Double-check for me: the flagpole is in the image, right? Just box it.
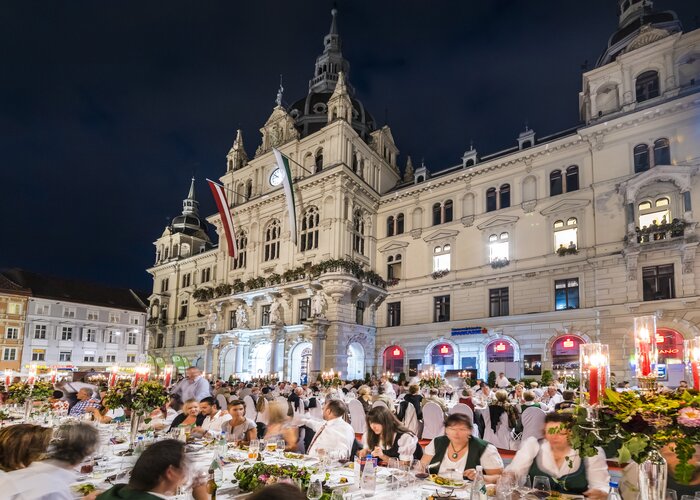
[205,178,252,203]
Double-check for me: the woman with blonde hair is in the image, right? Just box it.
[0,424,52,472]
[357,385,372,413]
[168,399,204,431]
[263,401,298,451]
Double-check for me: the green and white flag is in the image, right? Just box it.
[272,148,298,246]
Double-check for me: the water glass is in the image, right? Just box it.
[532,476,551,497]
[307,479,323,500]
[666,490,678,500]
[516,474,531,493]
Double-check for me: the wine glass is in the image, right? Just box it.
[276,438,286,457]
[516,474,532,494]
[532,476,551,498]
[307,479,323,500]
[496,474,516,497]
[665,490,678,500]
[248,439,259,460]
[410,459,428,481]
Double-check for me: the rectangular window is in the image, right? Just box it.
[63,307,76,318]
[105,354,116,363]
[3,348,17,361]
[489,287,509,317]
[229,310,237,330]
[37,304,50,315]
[156,333,164,349]
[127,330,137,345]
[178,330,186,347]
[161,278,169,292]
[554,227,578,252]
[356,301,365,325]
[408,359,421,377]
[6,327,19,340]
[555,278,580,310]
[83,355,95,363]
[105,330,118,343]
[387,302,401,327]
[31,350,45,361]
[87,310,99,321]
[197,328,205,346]
[34,325,47,339]
[434,295,450,322]
[179,299,188,320]
[387,259,402,279]
[59,351,72,362]
[201,268,211,283]
[126,354,136,363]
[182,273,191,287]
[109,312,120,323]
[130,316,140,325]
[61,327,73,341]
[8,303,21,315]
[84,328,97,342]
[261,305,271,326]
[298,299,311,322]
[643,264,675,301]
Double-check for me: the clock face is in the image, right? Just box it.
[269,168,283,186]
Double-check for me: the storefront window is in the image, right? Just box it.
[431,344,454,371]
[383,345,404,373]
[656,328,684,366]
[551,335,584,370]
[486,340,515,362]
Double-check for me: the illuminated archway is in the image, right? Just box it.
[550,335,585,370]
[656,328,684,365]
[486,339,515,362]
[431,343,454,372]
[383,345,404,373]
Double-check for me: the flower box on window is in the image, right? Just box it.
[490,257,510,269]
[556,245,579,256]
[431,270,449,279]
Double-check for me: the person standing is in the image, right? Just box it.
[170,367,211,404]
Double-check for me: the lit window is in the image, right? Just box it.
[554,218,578,252]
[638,197,671,228]
[489,233,509,262]
[388,254,402,279]
[433,245,451,272]
[555,278,580,310]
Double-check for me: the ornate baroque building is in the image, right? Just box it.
[147,2,700,385]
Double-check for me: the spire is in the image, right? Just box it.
[182,177,199,216]
[309,8,351,94]
[227,129,248,171]
[403,156,414,183]
[327,71,353,123]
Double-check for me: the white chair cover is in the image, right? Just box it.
[421,402,444,440]
[520,406,546,442]
[372,400,389,409]
[479,407,516,450]
[448,403,479,438]
[348,398,367,434]
[309,405,323,420]
[402,400,422,437]
[243,395,256,420]
[255,398,269,425]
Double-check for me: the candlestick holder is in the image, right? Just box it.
[634,315,658,395]
[683,336,700,391]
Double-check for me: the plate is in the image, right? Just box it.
[426,474,465,488]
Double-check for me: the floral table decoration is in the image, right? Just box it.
[233,462,331,498]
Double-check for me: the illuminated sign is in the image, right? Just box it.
[562,338,574,349]
[440,345,450,354]
[392,348,402,357]
[494,342,506,352]
[658,348,679,355]
[656,334,665,344]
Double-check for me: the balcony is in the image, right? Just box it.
[635,219,687,244]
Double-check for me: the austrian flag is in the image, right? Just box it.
[207,179,238,257]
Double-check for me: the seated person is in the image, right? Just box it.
[397,384,423,421]
[221,399,257,444]
[542,386,563,408]
[263,401,298,452]
[420,413,503,483]
[421,388,448,414]
[193,397,231,436]
[505,412,609,499]
[358,406,422,461]
[458,388,475,410]
[357,386,373,414]
[489,390,520,434]
[68,388,101,417]
[300,400,355,458]
[373,385,395,409]
[508,384,525,406]
[554,390,577,411]
[168,399,204,431]
[520,390,546,413]
[0,424,53,472]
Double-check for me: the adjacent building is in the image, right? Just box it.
[0,269,148,372]
[146,2,700,385]
[0,274,31,371]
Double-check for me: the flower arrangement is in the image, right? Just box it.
[569,388,700,484]
[7,381,53,404]
[233,462,315,492]
[490,257,509,269]
[419,370,443,389]
[103,380,133,410]
[431,269,449,279]
[130,380,168,415]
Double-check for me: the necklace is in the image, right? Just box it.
[449,442,468,460]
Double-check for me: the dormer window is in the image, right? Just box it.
[489,233,509,262]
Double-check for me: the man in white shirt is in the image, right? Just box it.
[541,386,563,409]
[171,366,211,404]
[495,373,510,389]
[474,383,496,407]
[194,397,232,435]
[380,376,396,398]
[303,399,355,458]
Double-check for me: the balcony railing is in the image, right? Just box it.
[635,219,687,244]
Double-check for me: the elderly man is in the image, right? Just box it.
[68,388,101,417]
[171,366,211,404]
[542,386,563,409]
[495,372,510,389]
[302,400,355,458]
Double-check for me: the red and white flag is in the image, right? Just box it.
[207,179,238,257]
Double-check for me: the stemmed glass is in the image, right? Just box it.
[516,474,532,494]
[410,459,428,481]
[532,476,551,498]
[276,438,286,458]
[496,474,516,498]
[248,440,259,460]
[307,479,323,500]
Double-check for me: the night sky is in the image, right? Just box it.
[3,1,698,292]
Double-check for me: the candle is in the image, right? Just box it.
[4,370,11,388]
[163,365,173,387]
[108,366,119,388]
[580,343,609,407]
[685,338,700,391]
[634,316,657,378]
[50,370,57,385]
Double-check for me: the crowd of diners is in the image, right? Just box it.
[9,366,696,499]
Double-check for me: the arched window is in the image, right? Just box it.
[264,220,280,261]
[383,345,404,373]
[300,206,319,251]
[553,218,578,252]
[431,344,454,371]
[352,209,365,255]
[315,149,324,173]
[635,70,660,102]
[396,213,404,235]
[386,216,395,237]
[566,166,579,192]
[233,230,247,270]
[634,144,650,173]
[489,233,509,262]
[172,244,179,257]
[653,138,670,166]
[551,335,585,370]
[432,203,441,226]
[416,175,424,183]
[638,197,671,229]
[465,159,474,167]
[487,340,514,362]
[444,200,453,222]
[499,184,510,209]
[486,188,497,212]
[433,244,451,272]
[550,170,563,196]
[387,254,402,279]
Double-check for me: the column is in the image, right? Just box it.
[310,318,330,379]
[235,339,245,375]
[269,326,284,375]
[203,337,214,376]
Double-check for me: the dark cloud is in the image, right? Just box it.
[2,0,698,290]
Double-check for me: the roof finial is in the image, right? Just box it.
[187,176,196,201]
[330,6,338,35]
[275,74,284,107]
[469,139,474,151]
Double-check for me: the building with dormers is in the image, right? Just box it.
[146,2,700,385]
